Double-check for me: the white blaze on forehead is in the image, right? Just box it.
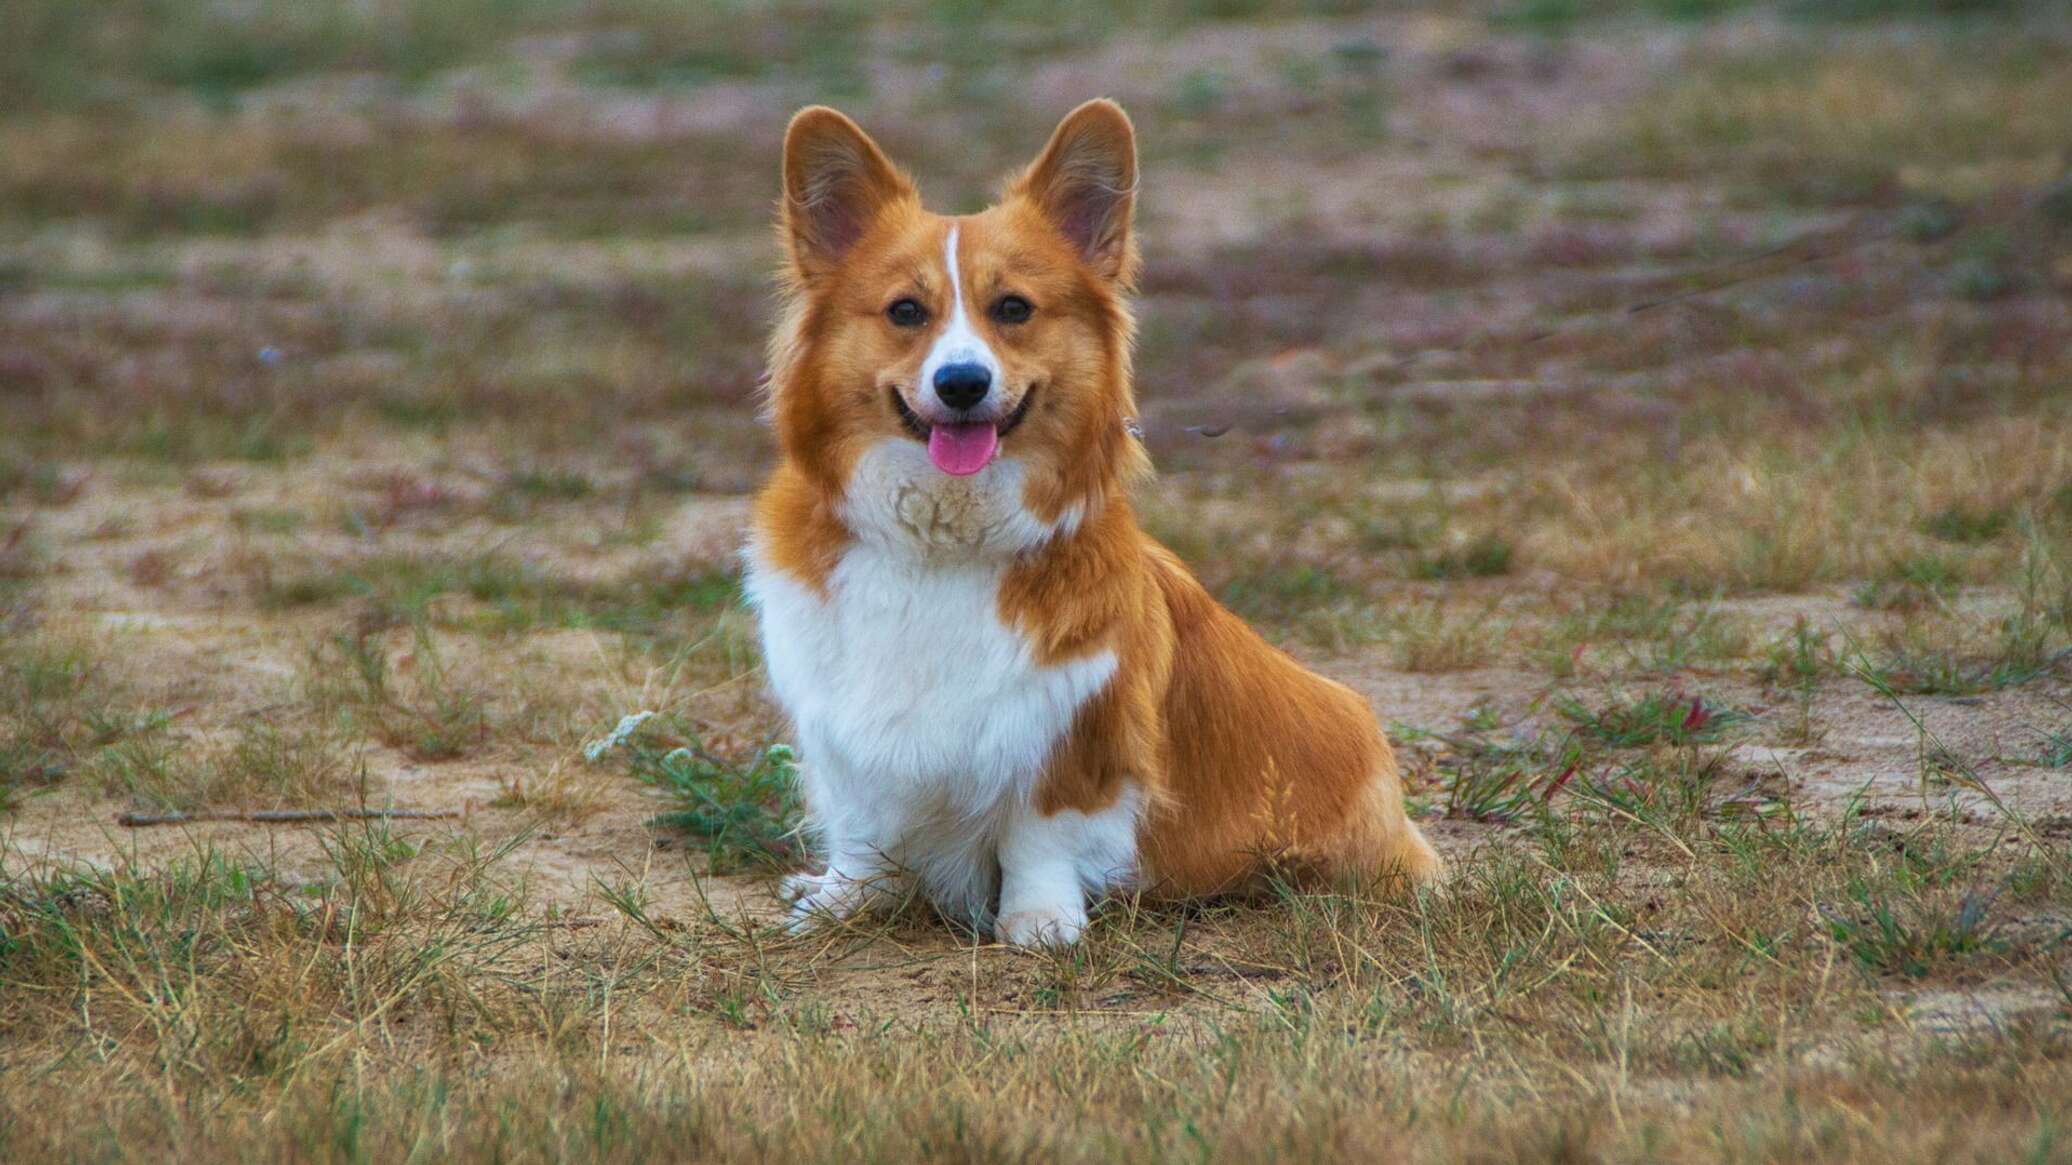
[919,224,1002,402]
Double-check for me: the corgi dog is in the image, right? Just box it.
[745,99,1441,948]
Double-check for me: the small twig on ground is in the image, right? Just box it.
[115,807,461,828]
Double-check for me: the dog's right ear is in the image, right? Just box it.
[781,107,915,279]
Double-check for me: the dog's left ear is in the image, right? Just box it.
[1015,99,1138,284]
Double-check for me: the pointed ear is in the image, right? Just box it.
[781,106,915,277]
[1014,99,1138,282]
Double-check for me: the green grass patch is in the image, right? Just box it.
[1556,690,1746,749]
[598,715,801,872]
[0,457,83,506]
[1853,553,1965,611]
[1923,505,2013,545]
[1535,596,1752,675]
[1758,618,1842,689]
[1217,563,1363,624]
[1852,633,2057,696]
[2037,724,2072,768]
[1821,882,2002,979]
[503,467,596,502]
[1411,535,1515,581]
[2,0,564,109]
[127,414,312,464]
[569,1,870,95]
[310,625,486,763]
[1788,0,2015,20]
[1398,706,1589,826]
[90,716,361,813]
[230,507,307,535]
[1,635,155,811]
[1495,0,1755,32]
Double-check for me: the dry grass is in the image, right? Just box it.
[1,802,2067,1161]
[0,628,138,812]
[491,755,616,824]
[89,715,368,814]
[4,0,2071,1159]
[1589,36,2072,204]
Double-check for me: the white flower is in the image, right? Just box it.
[582,710,656,762]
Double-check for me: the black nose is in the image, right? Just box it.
[932,362,991,411]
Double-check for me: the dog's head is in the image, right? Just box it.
[767,100,1145,535]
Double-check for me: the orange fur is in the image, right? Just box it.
[756,101,1440,911]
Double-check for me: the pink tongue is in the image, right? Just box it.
[926,422,999,476]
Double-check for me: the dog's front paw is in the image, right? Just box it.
[783,871,873,933]
[780,870,830,904]
[994,906,1085,949]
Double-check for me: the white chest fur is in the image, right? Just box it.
[744,441,1114,829]
[745,441,1137,937]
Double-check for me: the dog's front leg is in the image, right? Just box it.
[993,786,1142,948]
[783,761,903,932]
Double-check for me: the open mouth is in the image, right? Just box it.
[890,386,1036,477]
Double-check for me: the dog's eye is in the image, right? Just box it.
[886,298,927,328]
[991,295,1033,325]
